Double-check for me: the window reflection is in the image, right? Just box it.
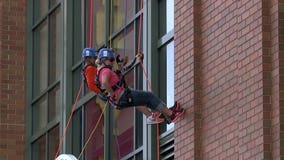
[34,21,48,95]
[32,96,48,133]
[112,25,135,158]
[72,109,83,157]
[89,0,106,46]
[85,98,105,160]
[158,0,174,37]
[49,85,60,122]
[112,0,135,33]
[48,125,59,159]
[50,7,63,84]
[32,136,46,160]
[34,0,48,22]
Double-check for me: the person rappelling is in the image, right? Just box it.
[94,48,185,124]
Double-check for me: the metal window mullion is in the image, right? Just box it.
[46,133,49,160]
[30,119,59,142]
[82,105,86,159]
[31,80,60,104]
[32,3,61,31]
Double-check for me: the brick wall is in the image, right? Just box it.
[175,0,283,159]
[0,0,26,160]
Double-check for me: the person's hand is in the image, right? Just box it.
[136,50,144,61]
[101,90,109,97]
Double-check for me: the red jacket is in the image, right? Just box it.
[84,65,100,93]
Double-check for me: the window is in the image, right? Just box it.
[158,0,175,132]
[28,1,62,159]
[72,0,144,159]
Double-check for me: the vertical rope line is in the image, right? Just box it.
[89,0,93,47]
[77,102,108,160]
[137,0,160,159]
[54,0,94,159]
[54,81,84,160]
[109,0,113,48]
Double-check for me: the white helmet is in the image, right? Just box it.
[56,154,78,160]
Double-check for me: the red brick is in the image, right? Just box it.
[0,1,26,160]
[175,0,284,159]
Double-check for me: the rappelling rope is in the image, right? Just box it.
[136,0,160,160]
[53,0,98,159]
[54,81,84,160]
[76,0,115,159]
[77,101,108,160]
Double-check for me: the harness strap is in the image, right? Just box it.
[96,67,126,93]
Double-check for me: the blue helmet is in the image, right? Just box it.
[98,48,115,60]
[82,48,97,60]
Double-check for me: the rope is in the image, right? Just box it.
[77,101,108,160]
[89,0,93,47]
[137,0,160,159]
[54,0,95,159]
[109,0,113,48]
[54,80,84,160]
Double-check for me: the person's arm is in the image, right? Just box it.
[85,66,100,93]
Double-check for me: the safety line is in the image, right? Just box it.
[54,0,95,159]
[54,80,84,160]
[89,0,93,47]
[109,0,113,48]
[77,101,108,160]
[137,0,160,159]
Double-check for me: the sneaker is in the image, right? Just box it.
[169,102,181,113]
[170,108,185,123]
[146,113,165,125]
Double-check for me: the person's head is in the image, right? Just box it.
[98,48,115,66]
[82,48,97,64]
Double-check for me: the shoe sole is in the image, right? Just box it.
[172,108,185,123]
[147,118,165,125]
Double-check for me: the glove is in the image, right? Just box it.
[136,51,144,61]
[106,92,118,101]
[101,90,109,97]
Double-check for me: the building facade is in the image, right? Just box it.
[1,0,284,160]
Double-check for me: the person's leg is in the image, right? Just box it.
[135,106,151,117]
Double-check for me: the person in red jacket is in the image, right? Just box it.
[82,48,101,94]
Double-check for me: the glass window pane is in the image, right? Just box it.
[73,0,82,64]
[34,0,48,22]
[113,0,125,33]
[32,136,46,160]
[166,41,174,130]
[166,0,174,32]
[50,0,60,7]
[158,0,174,37]
[135,110,143,148]
[48,125,59,160]
[91,0,106,46]
[32,96,48,133]
[34,21,48,95]
[49,85,60,121]
[72,109,83,156]
[112,26,135,158]
[114,108,134,158]
[112,24,135,57]
[125,0,135,23]
[85,98,104,160]
[159,41,175,131]
[50,7,63,83]
[73,68,83,101]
